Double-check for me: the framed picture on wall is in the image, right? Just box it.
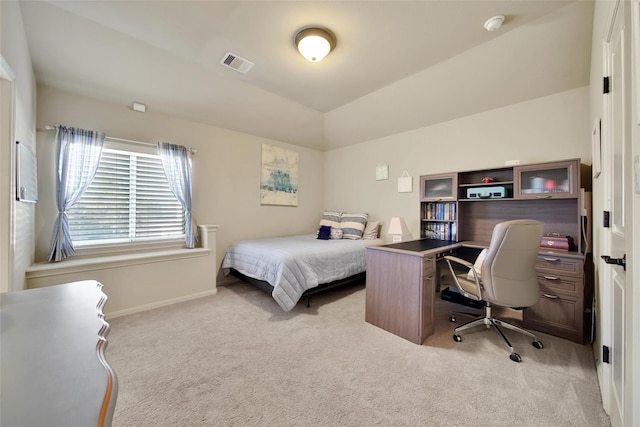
[16,141,38,203]
[260,144,299,206]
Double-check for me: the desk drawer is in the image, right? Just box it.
[536,254,583,277]
[524,292,583,343]
[538,273,582,298]
[422,256,436,277]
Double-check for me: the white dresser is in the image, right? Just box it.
[1,280,117,426]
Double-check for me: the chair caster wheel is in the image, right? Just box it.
[453,334,462,342]
[509,352,522,363]
[532,340,544,349]
[450,315,456,323]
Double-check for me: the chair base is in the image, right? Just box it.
[452,304,544,362]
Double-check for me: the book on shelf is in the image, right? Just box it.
[423,202,457,221]
[423,221,457,240]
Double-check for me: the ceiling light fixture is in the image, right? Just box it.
[484,15,505,32]
[294,27,336,62]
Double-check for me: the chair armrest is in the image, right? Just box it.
[444,255,483,301]
[444,255,474,269]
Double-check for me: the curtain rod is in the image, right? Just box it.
[39,125,197,154]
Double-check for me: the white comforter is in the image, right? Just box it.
[221,234,382,311]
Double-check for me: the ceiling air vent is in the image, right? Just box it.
[220,52,254,74]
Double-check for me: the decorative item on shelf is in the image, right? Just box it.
[388,217,410,243]
[481,177,495,183]
[466,186,506,199]
[531,177,544,190]
[540,234,575,251]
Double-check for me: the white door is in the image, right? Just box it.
[601,1,629,425]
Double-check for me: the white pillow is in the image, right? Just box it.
[362,220,380,239]
[330,228,343,239]
[467,249,488,281]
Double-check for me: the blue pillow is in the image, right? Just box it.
[317,225,331,240]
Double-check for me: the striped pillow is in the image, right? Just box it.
[319,211,342,229]
[340,213,369,239]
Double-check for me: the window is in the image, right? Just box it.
[67,140,185,246]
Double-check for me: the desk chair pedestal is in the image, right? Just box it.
[452,303,544,363]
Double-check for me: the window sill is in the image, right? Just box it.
[26,248,211,279]
[73,239,186,257]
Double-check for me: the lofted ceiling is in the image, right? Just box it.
[19,1,594,151]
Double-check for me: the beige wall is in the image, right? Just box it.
[324,87,591,242]
[35,85,326,269]
[0,1,37,292]
[324,1,593,150]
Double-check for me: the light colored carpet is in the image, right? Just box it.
[107,281,610,427]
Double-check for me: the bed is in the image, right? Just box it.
[221,233,383,311]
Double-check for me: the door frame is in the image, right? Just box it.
[630,1,640,425]
[0,54,16,293]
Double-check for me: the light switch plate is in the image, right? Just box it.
[376,165,389,181]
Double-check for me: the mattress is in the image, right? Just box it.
[221,234,382,310]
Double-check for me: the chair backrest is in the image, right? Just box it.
[480,219,544,308]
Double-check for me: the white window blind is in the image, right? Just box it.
[68,144,185,245]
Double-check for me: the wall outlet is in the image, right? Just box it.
[505,160,520,166]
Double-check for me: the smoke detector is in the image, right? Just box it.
[220,52,254,74]
[484,15,505,32]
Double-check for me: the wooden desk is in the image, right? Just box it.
[365,239,466,344]
[0,280,117,427]
[366,239,589,345]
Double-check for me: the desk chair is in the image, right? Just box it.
[444,219,544,362]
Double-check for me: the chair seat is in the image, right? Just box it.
[450,271,483,300]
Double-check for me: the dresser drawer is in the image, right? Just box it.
[538,273,582,297]
[536,253,584,277]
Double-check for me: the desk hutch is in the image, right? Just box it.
[366,158,592,344]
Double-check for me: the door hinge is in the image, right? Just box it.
[603,76,610,94]
[603,345,610,364]
[603,211,610,228]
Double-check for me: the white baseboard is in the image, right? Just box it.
[106,288,218,319]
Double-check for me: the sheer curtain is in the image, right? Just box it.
[48,126,105,262]
[157,142,197,248]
